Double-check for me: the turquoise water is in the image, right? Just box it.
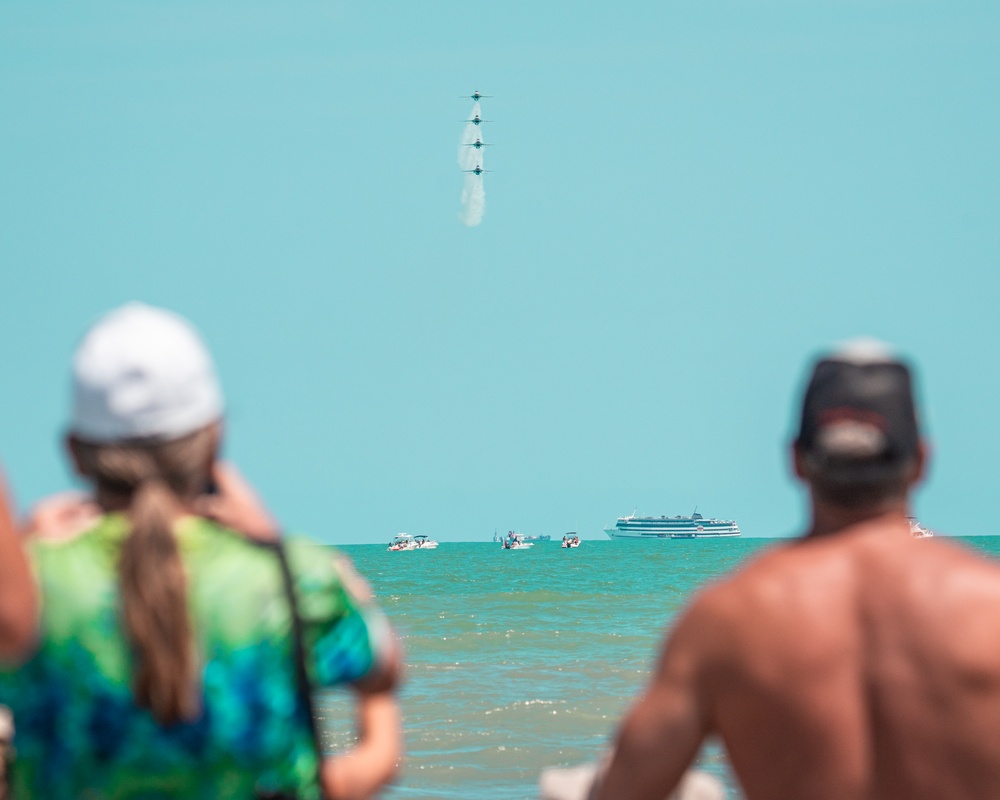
[319,537,1000,799]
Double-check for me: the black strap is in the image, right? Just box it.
[271,540,328,800]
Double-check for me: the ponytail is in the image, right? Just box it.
[119,475,199,724]
[72,428,215,725]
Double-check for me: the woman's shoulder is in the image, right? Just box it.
[29,514,129,580]
[178,521,356,604]
[282,537,368,620]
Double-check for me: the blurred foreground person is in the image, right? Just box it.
[590,340,1000,800]
[0,468,36,662]
[0,304,401,800]
[0,466,37,799]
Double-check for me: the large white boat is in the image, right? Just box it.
[605,511,741,540]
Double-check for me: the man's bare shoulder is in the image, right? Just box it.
[682,532,1000,644]
[684,538,850,625]
[665,541,836,672]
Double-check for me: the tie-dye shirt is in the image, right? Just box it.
[0,515,390,799]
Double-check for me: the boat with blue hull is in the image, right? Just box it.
[605,511,740,540]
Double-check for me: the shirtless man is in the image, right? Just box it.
[593,340,1000,800]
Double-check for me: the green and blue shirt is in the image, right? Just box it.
[0,515,390,799]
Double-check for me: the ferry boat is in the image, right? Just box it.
[604,511,741,540]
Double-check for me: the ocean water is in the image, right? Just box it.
[318,537,1000,800]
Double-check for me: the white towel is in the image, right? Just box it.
[539,763,725,800]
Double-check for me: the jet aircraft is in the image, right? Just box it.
[465,90,493,101]
[464,114,491,126]
[463,165,492,176]
[463,139,491,150]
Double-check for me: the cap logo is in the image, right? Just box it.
[815,408,889,459]
[818,407,887,430]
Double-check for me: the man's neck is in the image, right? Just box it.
[806,494,911,539]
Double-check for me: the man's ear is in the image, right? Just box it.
[65,434,87,478]
[791,443,809,482]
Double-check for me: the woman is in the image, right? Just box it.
[0,304,401,799]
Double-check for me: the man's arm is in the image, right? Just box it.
[593,604,715,800]
[0,467,37,661]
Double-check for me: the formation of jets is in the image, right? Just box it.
[461,91,493,178]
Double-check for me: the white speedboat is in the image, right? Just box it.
[388,533,439,551]
[561,533,581,548]
[412,534,439,549]
[909,518,934,538]
[501,532,533,550]
[388,533,418,551]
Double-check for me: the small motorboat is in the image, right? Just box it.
[501,531,533,550]
[908,518,934,538]
[561,533,581,548]
[389,533,439,551]
[388,533,418,551]
[412,534,439,549]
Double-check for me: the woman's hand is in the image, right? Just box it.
[191,462,280,542]
[23,493,101,542]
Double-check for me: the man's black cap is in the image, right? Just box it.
[797,339,920,481]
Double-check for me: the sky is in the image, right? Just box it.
[1,1,999,543]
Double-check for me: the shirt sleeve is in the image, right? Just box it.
[283,538,394,688]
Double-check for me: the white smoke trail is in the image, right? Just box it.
[458,101,486,227]
[459,173,485,227]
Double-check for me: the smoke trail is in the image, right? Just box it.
[459,173,485,227]
[458,101,485,227]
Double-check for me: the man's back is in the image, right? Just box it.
[694,516,1000,800]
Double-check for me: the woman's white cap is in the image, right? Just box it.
[71,303,224,442]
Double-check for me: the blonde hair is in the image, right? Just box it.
[71,426,216,724]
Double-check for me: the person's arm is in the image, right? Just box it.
[321,689,403,800]
[0,467,37,661]
[321,627,404,800]
[592,604,715,800]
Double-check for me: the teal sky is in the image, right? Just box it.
[2,1,998,543]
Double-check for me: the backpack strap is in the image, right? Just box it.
[270,540,328,800]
